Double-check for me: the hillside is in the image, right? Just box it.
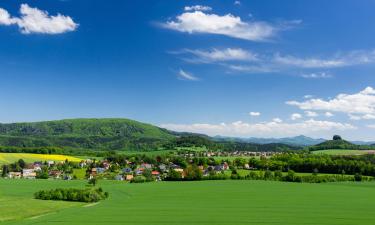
[0,118,175,151]
[309,136,375,151]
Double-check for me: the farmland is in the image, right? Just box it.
[0,153,82,165]
[1,179,375,225]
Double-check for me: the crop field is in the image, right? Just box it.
[312,149,374,155]
[0,153,83,165]
[1,179,375,225]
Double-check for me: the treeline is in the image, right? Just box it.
[164,136,299,152]
[34,188,109,202]
[250,154,375,176]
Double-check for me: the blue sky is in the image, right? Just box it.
[1,0,375,140]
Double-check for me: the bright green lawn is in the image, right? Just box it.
[1,179,375,225]
[312,149,372,155]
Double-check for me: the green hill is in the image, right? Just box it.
[0,118,175,151]
[309,135,375,151]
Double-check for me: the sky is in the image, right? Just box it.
[1,0,375,140]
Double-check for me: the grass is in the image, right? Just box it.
[312,149,373,155]
[1,179,375,225]
[0,153,83,165]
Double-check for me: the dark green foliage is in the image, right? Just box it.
[130,176,147,183]
[0,118,175,151]
[34,188,109,203]
[333,135,342,141]
[1,165,9,177]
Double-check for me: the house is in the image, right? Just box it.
[115,175,124,181]
[79,160,87,168]
[159,164,167,172]
[151,171,160,176]
[122,168,132,173]
[135,168,144,175]
[102,161,111,170]
[90,168,97,176]
[244,164,250,169]
[47,161,54,167]
[49,170,62,178]
[22,169,36,179]
[96,167,105,174]
[8,172,22,179]
[140,163,152,169]
[125,174,134,181]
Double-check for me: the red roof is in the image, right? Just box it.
[151,171,160,175]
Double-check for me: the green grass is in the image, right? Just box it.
[312,149,373,155]
[0,153,83,165]
[1,179,375,225]
[72,169,86,179]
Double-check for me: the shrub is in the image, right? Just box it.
[34,188,108,203]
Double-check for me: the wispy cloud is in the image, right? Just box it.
[290,113,302,120]
[172,48,258,63]
[301,72,332,79]
[177,69,199,81]
[184,5,212,12]
[161,9,298,41]
[0,4,78,34]
[249,112,261,116]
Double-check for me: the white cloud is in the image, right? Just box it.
[290,113,302,120]
[176,48,258,63]
[272,118,283,123]
[184,5,212,11]
[274,50,375,69]
[301,72,332,79]
[287,87,375,116]
[160,119,356,138]
[234,1,241,5]
[162,10,281,41]
[249,112,260,116]
[325,112,334,117]
[0,4,78,34]
[177,69,199,81]
[366,124,375,129]
[304,95,314,99]
[305,111,318,117]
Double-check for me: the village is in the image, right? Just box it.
[1,151,282,181]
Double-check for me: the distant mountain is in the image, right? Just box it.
[309,136,375,151]
[213,135,325,146]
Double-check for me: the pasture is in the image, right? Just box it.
[1,179,375,225]
[0,153,83,165]
[312,149,373,155]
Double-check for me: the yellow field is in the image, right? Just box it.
[0,153,83,164]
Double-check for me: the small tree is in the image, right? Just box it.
[88,177,98,186]
[2,165,9,177]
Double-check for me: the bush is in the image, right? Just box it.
[131,176,147,183]
[34,188,108,203]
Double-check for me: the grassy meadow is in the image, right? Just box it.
[1,179,375,225]
[0,153,83,165]
[312,149,374,155]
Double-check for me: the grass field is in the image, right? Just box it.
[312,149,373,155]
[1,179,375,225]
[0,153,83,165]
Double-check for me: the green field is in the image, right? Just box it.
[1,179,375,225]
[0,153,83,165]
[312,149,373,155]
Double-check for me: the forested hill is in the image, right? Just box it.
[0,118,300,152]
[0,118,175,150]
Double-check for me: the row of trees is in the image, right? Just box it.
[34,187,108,202]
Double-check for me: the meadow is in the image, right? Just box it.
[0,153,83,165]
[312,149,373,155]
[1,179,375,225]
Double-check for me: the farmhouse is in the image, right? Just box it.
[8,172,22,179]
[126,174,134,181]
[22,169,36,179]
